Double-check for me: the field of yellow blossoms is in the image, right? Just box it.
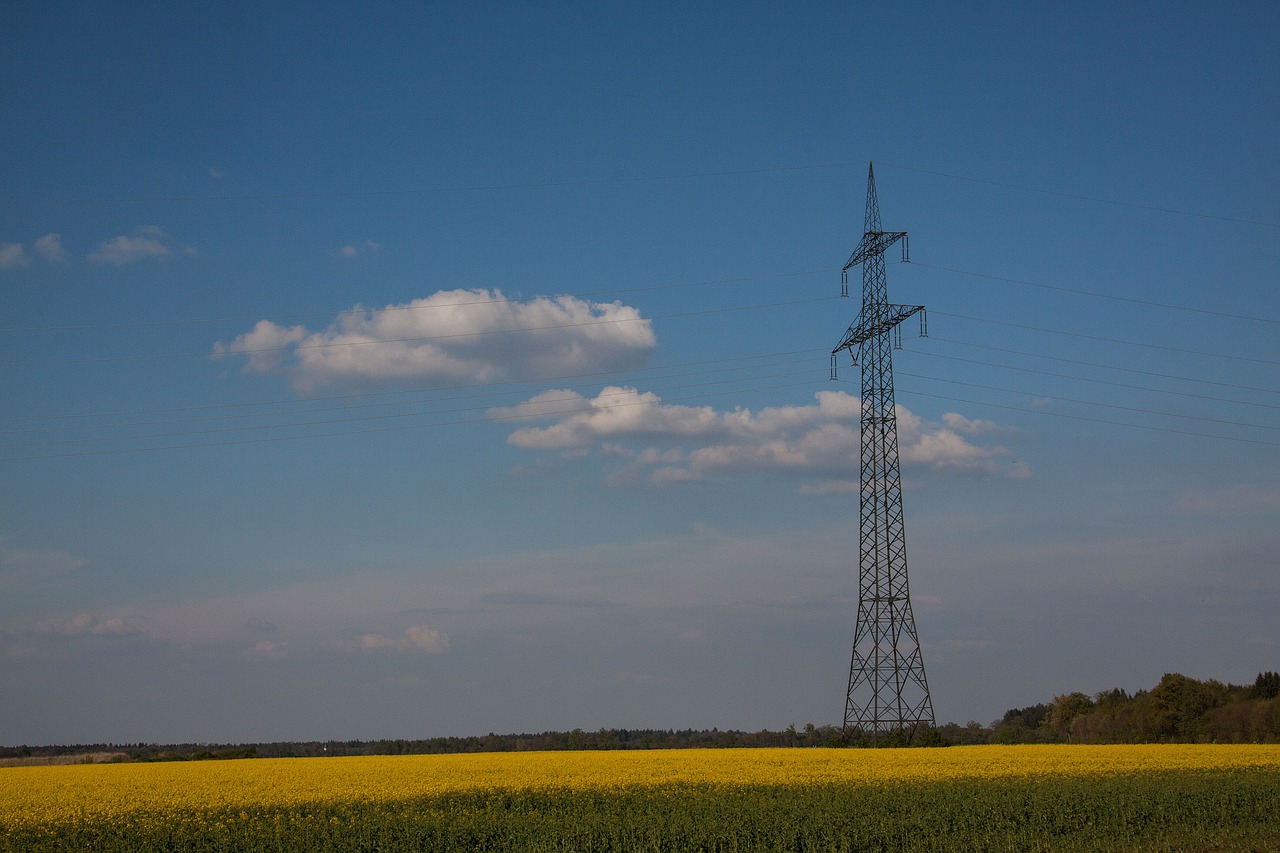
[4,744,1279,851]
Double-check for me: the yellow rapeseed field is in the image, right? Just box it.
[3,744,1278,832]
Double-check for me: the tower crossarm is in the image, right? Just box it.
[831,304,925,355]
[843,230,908,271]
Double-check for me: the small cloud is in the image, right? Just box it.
[244,639,289,660]
[337,239,382,259]
[212,319,307,372]
[38,612,141,638]
[405,624,449,654]
[88,226,192,265]
[0,242,30,269]
[358,625,449,655]
[34,233,68,263]
[209,167,226,179]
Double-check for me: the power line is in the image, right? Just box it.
[881,383,1280,449]
[912,349,1280,411]
[0,268,835,335]
[1,366,817,449]
[877,162,1280,229]
[0,349,824,426]
[0,161,856,206]
[1,376,822,462]
[8,158,1271,230]
[913,261,1280,326]
[933,311,1280,366]
[0,355,822,438]
[0,295,837,368]
[928,336,1280,397]
[896,371,1280,435]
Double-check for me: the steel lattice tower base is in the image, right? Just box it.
[831,163,935,744]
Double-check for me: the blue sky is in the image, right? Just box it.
[2,1,1277,744]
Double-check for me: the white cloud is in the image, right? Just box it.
[33,233,68,263]
[88,226,192,264]
[503,388,1022,484]
[0,242,30,269]
[338,239,381,258]
[359,625,449,655]
[942,412,998,435]
[209,167,226,179]
[213,320,307,373]
[214,290,656,393]
[405,624,449,653]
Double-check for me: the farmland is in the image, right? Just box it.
[3,745,1279,851]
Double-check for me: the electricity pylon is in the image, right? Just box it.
[831,162,934,744]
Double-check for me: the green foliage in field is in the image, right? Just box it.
[5,770,1278,852]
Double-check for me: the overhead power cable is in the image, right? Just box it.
[0,348,825,425]
[933,311,1280,366]
[0,268,836,335]
[928,336,1280,397]
[0,295,838,368]
[877,162,1280,229]
[0,366,823,449]
[0,355,822,437]
[1,377,822,462]
[914,261,1280,326]
[912,350,1280,410]
[875,383,1280,449]
[896,371,1280,435]
[0,161,855,206]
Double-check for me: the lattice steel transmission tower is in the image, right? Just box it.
[830,162,934,744]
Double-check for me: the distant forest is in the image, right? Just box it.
[3,671,1276,764]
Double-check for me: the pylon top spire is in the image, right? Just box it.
[832,163,920,361]
[864,161,882,234]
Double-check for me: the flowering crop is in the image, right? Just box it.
[3,745,1279,851]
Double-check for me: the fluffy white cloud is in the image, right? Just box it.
[33,233,68,263]
[0,242,30,269]
[942,412,998,435]
[88,226,193,264]
[502,388,1022,484]
[214,290,656,393]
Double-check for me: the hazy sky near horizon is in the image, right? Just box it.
[2,1,1278,745]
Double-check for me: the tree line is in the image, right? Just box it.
[3,671,1275,762]
[958,670,1280,746]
